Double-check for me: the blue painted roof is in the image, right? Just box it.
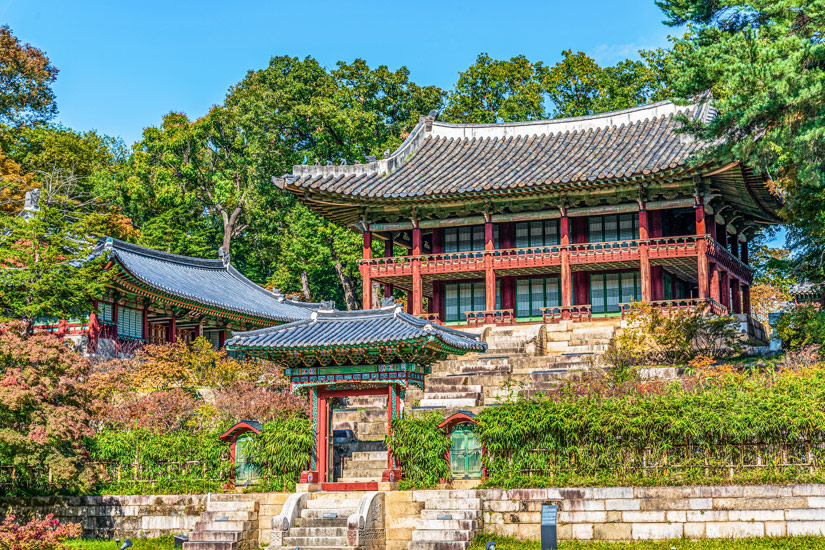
[226,304,487,352]
[99,238,316,323]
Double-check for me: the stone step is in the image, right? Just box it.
[422,391,481,400]
[425,384,483,393]
[206,500,258,512]
[335,476,382,483]
[300,509,357,520]
[313,491,370,500]
[272,547,363,550]
[420,510,481,520]
[412,529,474,542]
[189,531,243,543]
[182,542,237,550]
[288,526,347,538]
[295,517,352,528]
[341,458,386,470]
[408,541,471,550]
[339,468,386,478]
[419,398,479,407]
[413,519,479,531]
[423,498,482,510]
[193,520,256,532]
[305,498,361,509]
[350,451,388,461]
[283,535,348,547]
[200,511,256,522]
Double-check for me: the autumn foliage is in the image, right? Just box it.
[0,514,80,550]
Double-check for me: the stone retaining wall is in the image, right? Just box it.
[478,485,825,541]
[0,492,289,545]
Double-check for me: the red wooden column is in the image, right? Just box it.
[728,230,739,259]
[695,199,710,299]
[720,269,731,310]
[484,219,496,321]
[731,277,742,314]
[411,224,423,315]
[560,210,572,312]
[362,230,373,310]
[142,304,149,343]
[383,239,394,298]
[167,313,177,344]
[709,263,720,304]
[742,285,751,315]
[740,240,749,264]
[218,330,226,349]
[639,204,651,302]
[317,392,329,483]
[88,300,100,352]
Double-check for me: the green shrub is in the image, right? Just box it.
[385,411,450,490]
[468,533,825,550]
[244,413,313,493]
[775,305,825,352]
[477,365,825,488]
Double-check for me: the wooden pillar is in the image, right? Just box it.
[484,221,496,318]
[742,285,751,315]
[709,262,720,304]
[432,281,444,320]
[362,230,373,310]
[167,313,177,344]
[386,385,394,474]
[728,229,738,259]
[651,266,665,302]
[560,211,572,310]
[411,225,423,315]
[218,330,226,349]
[639,205,651,302]
[88,300,100,353]
[317,392,329,483]
[142,304,149,342]
[720,270,730,309]
[696,200,709,299]
[731,278,742,314]
[740,240,749,264]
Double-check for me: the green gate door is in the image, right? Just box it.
[450,423,483,479]
[234,434,260,486]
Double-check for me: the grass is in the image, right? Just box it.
[63,535,175,550]
[468,534,825,550]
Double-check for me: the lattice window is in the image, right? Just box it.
[117,306,143,339]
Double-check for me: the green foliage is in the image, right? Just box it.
[469,533,825,550]
[64,535,174,550]
[385,412,450,490]
[0,170,112,326]
[604,303,740,367]
[655,0,825,279]
[0,325,96,496]
[245,414,313,492]
[476,365,825,488]
[775,305,825,352]
[0,25,58,128]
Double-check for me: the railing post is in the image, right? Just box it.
[362,229,373,310]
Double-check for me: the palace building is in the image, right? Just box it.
[277,100,781,329]
[38,237,317,356]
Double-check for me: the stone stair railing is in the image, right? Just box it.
[347,491,385,549]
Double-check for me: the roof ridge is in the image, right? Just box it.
[107,238,227,269]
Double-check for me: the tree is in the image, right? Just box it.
[0,169,111,329]
[543,50,607,118]
[0,322,96,494]
[656,0,824,277]
[443,53,547,123]
[0,25,58,128]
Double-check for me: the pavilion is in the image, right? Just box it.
[226,301,486,487]
[276,99,782,327]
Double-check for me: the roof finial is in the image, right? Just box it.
[218,247,231,268]
[380,297,397,308]
[23,189,40,212]
[319,300,336,312]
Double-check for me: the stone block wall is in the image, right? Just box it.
[384,490,424,550]
[0,492,289,545]
[479,485,825,541]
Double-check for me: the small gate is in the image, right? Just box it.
[450,422,483,479]
[233,433,260,486]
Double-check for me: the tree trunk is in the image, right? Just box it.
[300,271,313,302]
[220,205,244,256]
[372,282,381,308]
[330,248,358,310]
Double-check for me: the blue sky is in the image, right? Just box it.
[2,0,676,146]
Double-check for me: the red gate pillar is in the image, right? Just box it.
[560,211,572,316]
[411,225,423,315]
[383,384,402,482]
[484,220,496,322]
[362,230,373,310]
[695,199,709,299]
[639,205,651,302]
[384,239,394,298]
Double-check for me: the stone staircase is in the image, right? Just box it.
[275,492,360,550]
[338,442,388,483]
[409,490,482,550]
[183,495,258,550]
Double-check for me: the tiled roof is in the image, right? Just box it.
[98,238,316,323]
[283,100,716,201]
[226,304,487,353]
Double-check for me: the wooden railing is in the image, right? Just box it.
[358,235,752,282]
[619,298,730,318]
[465,309,515,327]
[540,305,592,323]
[415,312,442,324]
